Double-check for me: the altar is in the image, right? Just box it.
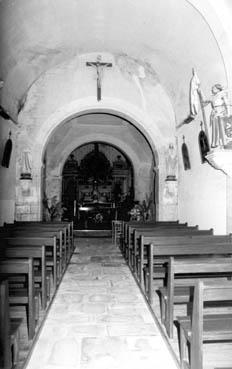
[78,202,116,229]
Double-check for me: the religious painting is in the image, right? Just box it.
[181,141,191,170]
[198,129,210,163]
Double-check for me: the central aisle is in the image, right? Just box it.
[25,238,179,369]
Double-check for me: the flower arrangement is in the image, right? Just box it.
[129,194,153,222]
[129,204,142,221]
[42,194,66,221]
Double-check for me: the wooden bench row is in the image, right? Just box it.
[178,279,232,369]
[0,277,22,369]
[119,220,232,369]
[0,221,74,369]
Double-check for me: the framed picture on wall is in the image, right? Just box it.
[181,136,191,170]
[198,127,210,163]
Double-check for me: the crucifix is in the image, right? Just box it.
[86,55,112,101]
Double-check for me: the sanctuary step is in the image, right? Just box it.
[74,229,111,237]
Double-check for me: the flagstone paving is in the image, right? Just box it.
[25,238,179,369]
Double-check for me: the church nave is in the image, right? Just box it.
[1,1,232,368]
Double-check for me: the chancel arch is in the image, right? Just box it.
[42,112,159,228]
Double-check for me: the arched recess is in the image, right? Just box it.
[43,112,157,226]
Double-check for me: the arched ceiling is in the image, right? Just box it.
[0,0,229,122]
[45,113,154,175]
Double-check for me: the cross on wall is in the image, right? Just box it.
[86,55,112,101]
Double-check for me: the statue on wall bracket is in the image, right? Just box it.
[202,83,232,149]
[20,150,32,180]
[20,150,32,197]
[181,68,232,150]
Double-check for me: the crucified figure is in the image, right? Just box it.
[86,55,112,101]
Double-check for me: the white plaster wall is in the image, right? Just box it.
[177,120,227,234]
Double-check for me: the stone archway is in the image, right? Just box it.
[42,111,157,227]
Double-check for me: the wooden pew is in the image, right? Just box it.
[5,236,59,287]
[0,277,11,369]
[10,223,72,262]
[159,256,232,338]
[122,221,177,255]
[0,258,36,340]
[122,221,185,258]
[128,224,195,266]
[146,238,232,306]
[134,229,214,282]
[12,221,74,259]
[0,222,73,367]
[14,221,74,255]
[131,226,213,271]
[7,230,65,276]
[123,220,180,243]
[177,280,232,369]
[5,245,48,310]
[0,278,22,369]
[138,234,227,286]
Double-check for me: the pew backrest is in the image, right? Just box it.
[165,256,232,337]
[189,280,232,369]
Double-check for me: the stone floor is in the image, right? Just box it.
[24,237,179,369]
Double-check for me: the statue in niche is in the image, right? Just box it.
[203,84,229,148]
[20,150,32,180]
[165,143,177,180]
